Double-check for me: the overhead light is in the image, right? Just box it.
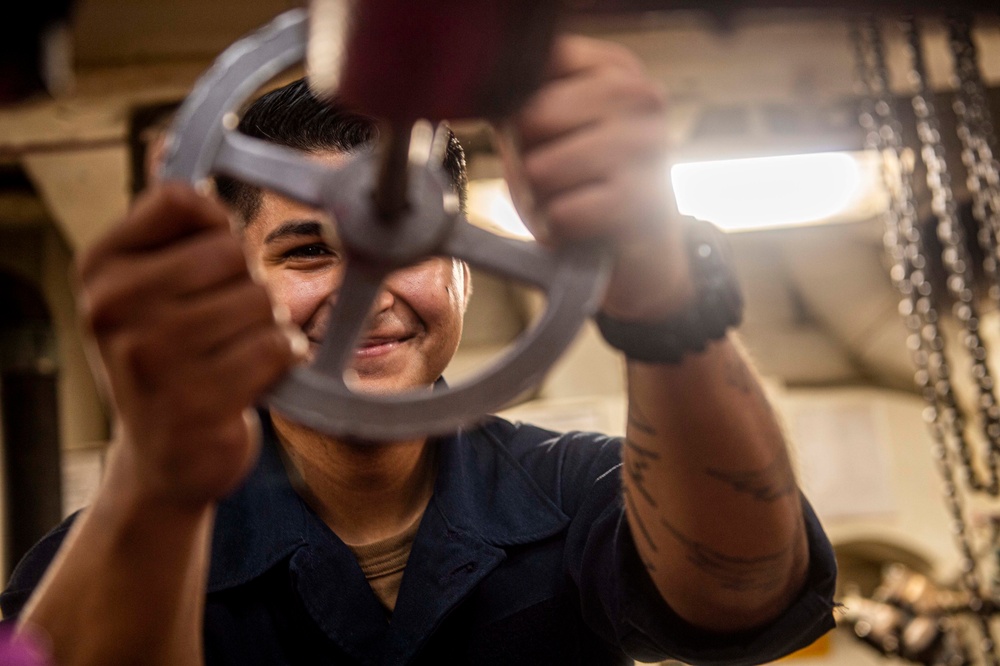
[466,178,533,239]
[670,151,888,232]
[468,151,886,239]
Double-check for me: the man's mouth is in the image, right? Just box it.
[305,332,415,358]
[354,335,411,358]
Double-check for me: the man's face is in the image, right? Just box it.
[241,151,470,396]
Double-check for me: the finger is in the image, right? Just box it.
[543,35,646,80]
[166,280,278,357]
[522,116,670,202]
[79,182,232,280]
[540,169,674,243]
[540,179,622,240]
[515,70,666,150]
[171,231,253,298]
[204,325,299,414]
[141,323,299,421]
[81,229,252,333]
[98,279,290,384]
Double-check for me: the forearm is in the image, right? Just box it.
[18,445,213,666]
[22,182,292,665]
[622,335,808,633]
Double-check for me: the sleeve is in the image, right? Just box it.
[554,432,838,665]
[1,515,78,620]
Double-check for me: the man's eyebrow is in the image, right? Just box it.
[263,220,325,244]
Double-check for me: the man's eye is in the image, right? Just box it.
[283,243,334,259]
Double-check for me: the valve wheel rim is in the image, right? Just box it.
[162,8,612,440]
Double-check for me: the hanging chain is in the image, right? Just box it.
[904,14,1000,659]
[854,15,1000,664]
[853,13,982,592]
[947,16,1000,597]
[949,15,1000,307]
[853,13,987,589]
[903,16,1000,498]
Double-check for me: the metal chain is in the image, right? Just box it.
[853,13,981,592]
[904,17,1000,498]
[948,16,1000,307]
[854,15,999,664]
[903,15,1000,660]
[947,17,1000,602]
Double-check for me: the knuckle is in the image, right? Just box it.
[79,301,105,335]
[608,73,662,111]
[256,331,296,378]
[232,327,290,372]
[73,251,97,284]
[74,236,123,286]
[118,332,157,380]
[79,283,122,334]
[521,152,552,186]
[206,225,242,254]
[545,199,576,231]
[603,41,645,74]
[151,182,227,228]
[221,237,249,271]
[260,329,294,365]
[232,282,274,323]
[155,182,198,212]
[186,234,248,288]
[215,333,290,402]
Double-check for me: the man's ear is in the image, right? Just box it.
[464,261,473,301]
[456,258,473,312]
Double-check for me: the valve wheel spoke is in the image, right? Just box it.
[442,217,556,288]
[214,131,350,209]
[311,260,390,378]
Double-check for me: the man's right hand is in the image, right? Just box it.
[76,182,300,511]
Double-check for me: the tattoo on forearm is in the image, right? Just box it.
[624,439,658,508]
[624,436,660,460]
[627,402,657,437]
[623,434,660,506]
[659,517,790,592]
[624,486,659,554]
[706,458,797,502]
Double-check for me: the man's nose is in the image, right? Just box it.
[369,282,396,316]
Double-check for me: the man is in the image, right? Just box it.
[1,35,836,665]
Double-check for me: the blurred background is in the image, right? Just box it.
[2,1,1000,664]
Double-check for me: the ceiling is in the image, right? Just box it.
[5,0,1000,395]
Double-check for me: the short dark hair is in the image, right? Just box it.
[215,78,467,223]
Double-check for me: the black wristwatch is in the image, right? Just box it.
[594,216,744,364]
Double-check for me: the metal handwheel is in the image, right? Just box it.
[162,9,612,440]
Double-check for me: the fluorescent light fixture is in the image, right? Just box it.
[671,151,888,232]
[466,178,533,239]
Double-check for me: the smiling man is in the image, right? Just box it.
[243,199,469,396]
[1,36,836,666]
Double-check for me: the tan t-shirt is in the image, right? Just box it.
[347,515,422,613]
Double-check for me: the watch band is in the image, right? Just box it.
[595,216,744,364]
